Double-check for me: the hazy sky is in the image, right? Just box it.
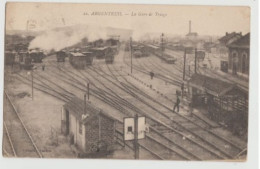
[6,3,250,36]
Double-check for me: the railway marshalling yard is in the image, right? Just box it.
[3,44,248,160]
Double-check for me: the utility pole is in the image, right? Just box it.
[195,48,197,74]
[134,114,139,159]
[189,65,191,77]
[161,33,164,58]
[31,70,34,100]
[84,94,86,114]
[183,48,186,80]
[87,83,90,100]
[130,37,133,74]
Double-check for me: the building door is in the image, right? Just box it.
[65,109,70,135]
[242,54,246,73]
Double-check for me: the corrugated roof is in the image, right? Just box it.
[188,74,236,96]
[69,52,85,57]
[228,33,250,49]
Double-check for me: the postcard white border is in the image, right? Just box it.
[0,0,258,169]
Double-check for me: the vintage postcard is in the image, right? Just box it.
[3,2,250,161]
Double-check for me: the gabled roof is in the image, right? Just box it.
[218,32,242,45]
[63,97,115,124]
[188,74,245,97]
[228,33,250,49]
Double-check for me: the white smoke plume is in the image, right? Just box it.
[29,24,108,52]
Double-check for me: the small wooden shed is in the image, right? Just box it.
[188,74,248,134]
[61,97,116,154]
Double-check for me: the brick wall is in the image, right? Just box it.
[85,116,99,152]
[100,115,115,145]
[84,114,115,152]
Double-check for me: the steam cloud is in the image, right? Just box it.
[29,25,108,52]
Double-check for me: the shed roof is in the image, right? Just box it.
[228,33,250,49]
[146,44,160,49]
[69,52,86,57]
[188,74,244,97]
[63,97,115,124]
[91,47,108,51]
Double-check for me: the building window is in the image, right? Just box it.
[79,122,82,135]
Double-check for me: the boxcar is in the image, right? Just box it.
[56,51,67,62]
[69,52,88,69]
[90,47,108,59]
[105,47,115,64]
[5,51,16,65]
[82,52,94,65]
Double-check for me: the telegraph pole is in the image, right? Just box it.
[161,33,164,57]
[134,114,139,159]
[130,37,133,74]
[189,65,191,76]
[31,70,34,100]
[84,94,86,114]
[183,48,186,80]
[195,48,197,74]
[87,83,90,100]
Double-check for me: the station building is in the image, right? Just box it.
[61,97,116,154]
[218,32,242,55]
[227,33,250,77]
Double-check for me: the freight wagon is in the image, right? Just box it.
[82,52,94,65]
[105,48,115,64]
[5,51,16,65]
[56,50,67,62]
[69,52,94,69]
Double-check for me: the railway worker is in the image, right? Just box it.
[150,71,154,80]
[42,64,45,71]
[173,95,180,113]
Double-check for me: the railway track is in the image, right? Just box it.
[3,91,43,158]
[103,47,246,159]
[20,61,187,160]
[10,53,246,160]
[123,51,182,86]
[86,63,236,160]
[99,63,245,160]
[58,64,191,160]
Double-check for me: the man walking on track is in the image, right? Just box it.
[173,95,180,112]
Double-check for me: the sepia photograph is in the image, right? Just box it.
[2,2,252,162]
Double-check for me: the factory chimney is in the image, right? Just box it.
[189,20,191,34]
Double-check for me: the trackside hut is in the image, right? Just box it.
[188,74,248,134]
[61,97,116,153]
